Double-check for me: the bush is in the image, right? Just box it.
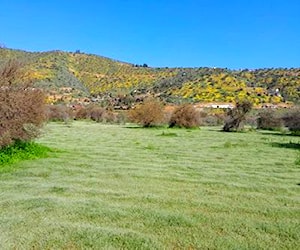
[0,60,46,148]
[74,106,91,120]
[282,108,300,135]
[46,104,73,122]
[169,104,200,128]
[128,98,164,127]
[223,100,252,132]
[100,110,122,123]
[90,106,106,122]
[257,110,283,130]
[74,105,124,123]
[199,110,225,126]
[113,111,128,124]
[245,112,258,128]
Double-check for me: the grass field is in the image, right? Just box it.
[0,121,299,249]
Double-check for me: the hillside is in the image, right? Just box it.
[0,48,299,107]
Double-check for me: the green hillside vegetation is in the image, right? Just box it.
[0,48,299,106]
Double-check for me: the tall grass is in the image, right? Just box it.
[0,121,299,249]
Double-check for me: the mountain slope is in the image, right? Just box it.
[0,48,299,106]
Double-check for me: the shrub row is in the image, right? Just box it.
[128,98,300,134]
[46,99,300,134]
[46,104,126,124]
[128,99,201,128]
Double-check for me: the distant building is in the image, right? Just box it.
[193,102,234,110]
[210,104,234,109]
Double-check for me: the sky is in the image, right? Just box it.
[0,0,300,69]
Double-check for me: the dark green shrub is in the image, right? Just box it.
[128,98,164,127]
[169,104,200,128]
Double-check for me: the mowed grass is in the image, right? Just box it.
[0,121,299,249]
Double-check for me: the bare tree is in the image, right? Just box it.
[0,60,46,147]
[223,100,252,132]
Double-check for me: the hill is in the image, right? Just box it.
[0,48,299,107]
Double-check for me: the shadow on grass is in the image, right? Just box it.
[124,126,143,129]
[157,131,178,137]
[124,125,167,129]
[271,142,300,150]
[260,131,299,137]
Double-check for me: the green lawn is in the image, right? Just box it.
[0,121,299,249]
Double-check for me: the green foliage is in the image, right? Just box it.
[0,140,50,168]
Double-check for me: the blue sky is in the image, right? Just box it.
[1,0,299,69]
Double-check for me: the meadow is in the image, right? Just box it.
[0,121,299,249]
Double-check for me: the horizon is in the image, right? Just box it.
[1,0,300,69]
[2,46,300,71]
